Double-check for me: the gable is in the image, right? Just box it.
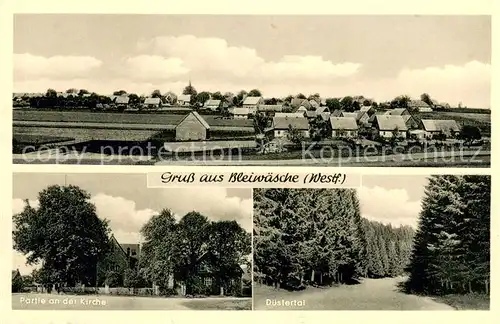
[177,112,210,130]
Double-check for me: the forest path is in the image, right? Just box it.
[254,277,455,310]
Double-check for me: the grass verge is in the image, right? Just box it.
[433,294,490,310]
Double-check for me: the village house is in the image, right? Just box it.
[408,99,433,112]
[229,107,250,119]
[115,96,130,109]
[305,110,317,119]
[175,111,210,141]
[204,99,222,111]
[402,114,420,129]
[373,115,408,138]
[163,92,177,106]
[359,105,375,115]
[143,97,161,109]
[271,116,310,138]
[309,99,320,110]
[384,108,410,116]
[356,110,371,125]
[257,104,283,116]
[383,108,418,129]
[421,119,461,138]
[243,96,264,114]
[340,112,358,119]
[12,269,21,281]
[329,117,359,138]
[275,112,305,118]
[177,94,192,106]
[107,235,141,270]
[331,109,343,117]
[290,98,312,112]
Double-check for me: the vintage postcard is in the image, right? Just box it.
[11,14,491,166]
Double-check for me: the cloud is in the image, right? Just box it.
[359,186,421,228]
[137,35,360,81]
[90,194,156,243]
[12,198,39,215]
[120,55,189,81]
[158,188,253,232]
[396,60,490,107]
[14,53,102,80]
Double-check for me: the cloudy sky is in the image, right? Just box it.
[12,173,252,275]
[359,174,428,228]
[14,15,491,108]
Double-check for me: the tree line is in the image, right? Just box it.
[405,175,490,295]
[253,188,414,290]
[12,185,251,296]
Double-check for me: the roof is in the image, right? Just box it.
[402,115,413,123]
[309,100,320,108]
[176,111,210,130]
[408,100,431,108]
[315,106,329,114]
[144,97,161,105]
[330,117,359,130]
[359,106,373,113]
[243,96,263,105]
[421,119,460,132]
[12,270,20,277]
[273,117,309,130]
[320,112,331,121]
[258,104,283,112]
[305,111,317,118]
[275,112,305,118]
[375,115,408,131]
[115,96,130,104]
[384,108,408,116]
[178,94,191,102]
[230,107,250,115]
[290,98,307,108]
[341,112,358,119]
[204,99,221,107]
[331,109,343,117]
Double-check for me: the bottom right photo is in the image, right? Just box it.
[252,175,490,310]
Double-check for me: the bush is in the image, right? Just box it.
[105,270,123,287]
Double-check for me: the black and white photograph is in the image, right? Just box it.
[12,15,491,166]
[11,173,252,310]
[253,175,490,310]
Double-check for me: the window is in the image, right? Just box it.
[204,277,212,287]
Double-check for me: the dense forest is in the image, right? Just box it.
[405,175,490,295]
[253,188,414,290]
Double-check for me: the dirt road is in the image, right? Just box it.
[12,293,251,310]
[254,277,455,310]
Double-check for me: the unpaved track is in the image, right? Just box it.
[254,277,455,310]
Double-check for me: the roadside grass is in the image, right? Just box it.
[433,294,490,310]
[181,298,252,310]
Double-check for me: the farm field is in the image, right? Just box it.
[12,293,251,310]
[415,111,491,135]
[13,110,254,128]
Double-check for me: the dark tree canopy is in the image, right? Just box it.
[405,175,490,295]
[13,185,111,287]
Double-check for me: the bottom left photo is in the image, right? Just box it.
[11,173,252,310]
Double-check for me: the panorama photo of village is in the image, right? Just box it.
[12,15,491,166]
[253,175,491,310]
[11,173,252,310]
